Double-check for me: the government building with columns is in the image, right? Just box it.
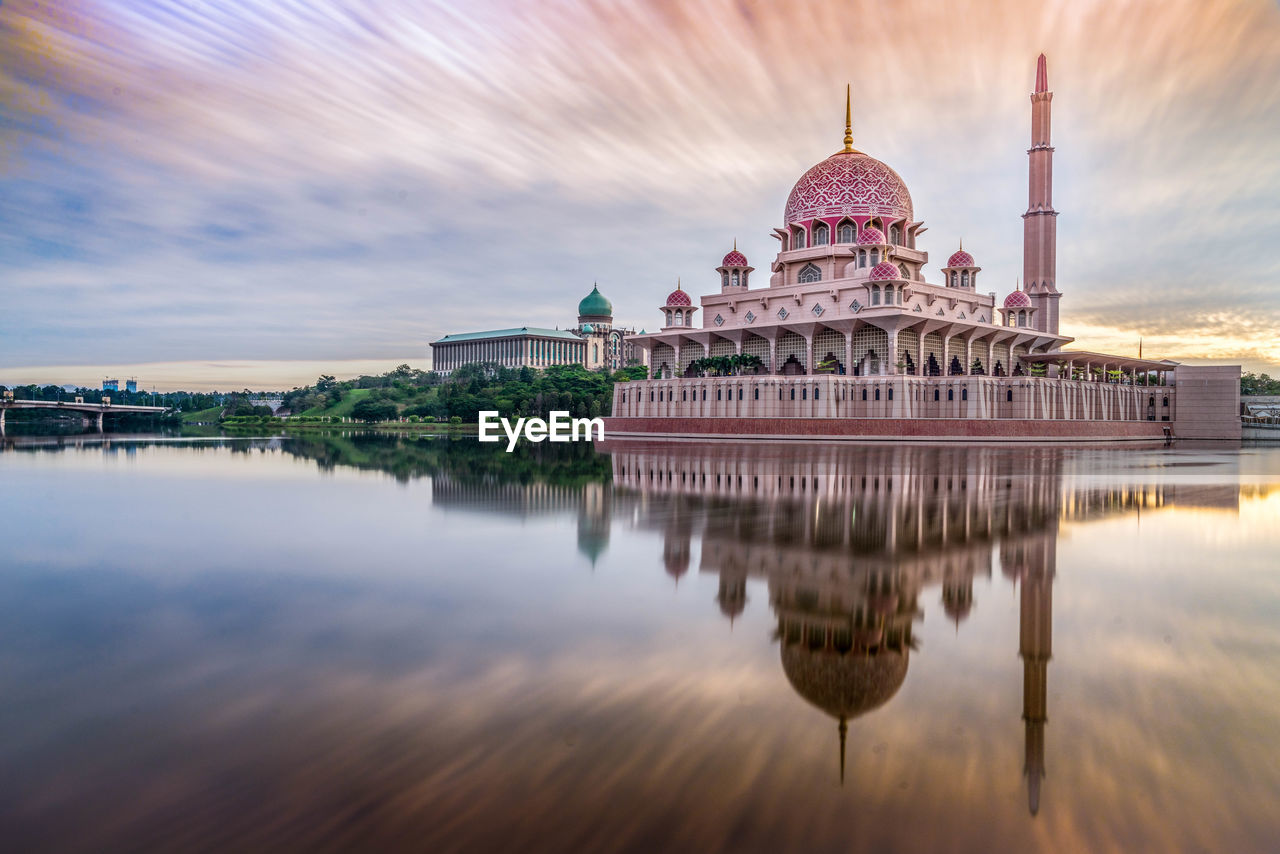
[430,284,640,375]
[609,56,1240,441]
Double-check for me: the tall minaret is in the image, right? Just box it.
[1023,53,1061,334]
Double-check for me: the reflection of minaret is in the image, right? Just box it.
[1005,534,1055,816]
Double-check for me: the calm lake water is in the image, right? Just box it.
[2,432,1278,853]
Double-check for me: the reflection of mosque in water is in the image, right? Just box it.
[428,442,1238,816]
[607,443,1239,816]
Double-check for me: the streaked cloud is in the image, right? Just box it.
[2,0,1278,388]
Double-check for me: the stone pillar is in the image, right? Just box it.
[770,339,778,374]
[804,334,813,375]
[964,338,973,375]
[886,328,899,375]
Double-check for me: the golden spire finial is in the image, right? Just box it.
[1016,276,1021,291]
[843,85,854,152]
[677,277,682,290]
[733,237,737,251]
[959,238,963,251]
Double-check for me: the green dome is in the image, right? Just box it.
[578,284,613,318]
[581,323,595,333]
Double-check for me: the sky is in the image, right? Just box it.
[1,0,1278,391]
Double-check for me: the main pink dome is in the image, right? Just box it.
[784,150,913,225]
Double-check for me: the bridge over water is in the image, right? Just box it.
[0,399,168,432]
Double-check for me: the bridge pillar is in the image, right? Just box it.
[95,411,104,432]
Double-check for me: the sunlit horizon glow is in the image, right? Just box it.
[3,0,1278,390]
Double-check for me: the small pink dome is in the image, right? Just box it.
[666,287,692,307]
[947,250,974,267]
[869,260,900,281]
[1004,290,1032,308]
[857,227,884,245]
[721,249,748,267]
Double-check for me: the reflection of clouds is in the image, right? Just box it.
[1,442,1279,849]
[3,1,1279,377]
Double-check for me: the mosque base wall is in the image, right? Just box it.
[606,375,1199,442]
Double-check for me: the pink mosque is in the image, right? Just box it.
[608,56,1240,441]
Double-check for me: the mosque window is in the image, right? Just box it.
[888,388,893,400]
[744,310,756,323]
[811,303,824,317]
[792,227,807,249]
[714,314,725,326]
[871,285,881,306]
[898,264,909,280]
[813,222,830,245]
[1017,310,1027,327]
[722,272,729,287]
[950,271,958,287]
[754,388,759,400]
[859,250,867,268]
[962,388,968,401]
[838,221,855,243]
[850,299,861,312]
[890,225,902,245]
[593,344,598,361]
[948,389,954,401]
[870,249,880,266]
[1007,389,1014,402]
[862,389,868,401]
[777,307,789,320]
[798,263,822,283]
[732,271,740,286]
[961,271,970,287]
[875,388,880,401]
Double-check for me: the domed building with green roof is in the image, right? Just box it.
[430,283,639,375]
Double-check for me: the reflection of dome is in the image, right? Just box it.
[947,249,974,267]
[1004,289,1032,308]
[665,287,692,307]
[857,227,884,245]
[781,645,908,720]
[784,150,913,225]
[578,284,613,318]
[664,549,689,580]
[577,525,609,566]
[869,261,900,281]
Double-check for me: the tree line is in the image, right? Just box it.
[281,362,647,423]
